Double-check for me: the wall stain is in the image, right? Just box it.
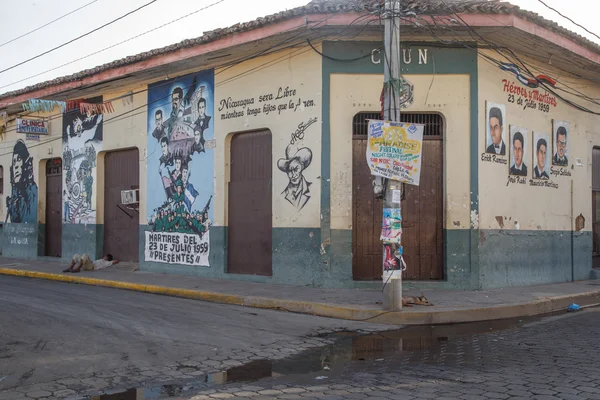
[576,214,585,231]
[495,216,504,229]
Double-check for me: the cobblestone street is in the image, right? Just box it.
[183,309,600,400]
[3,276,600,400]
[0,276,390,400]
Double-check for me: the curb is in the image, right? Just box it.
[2,268,600,325]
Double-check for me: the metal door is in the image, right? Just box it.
[45,159,62,257]
[228,130,273,276]
[352,113,444,280]
[104,149,140,262]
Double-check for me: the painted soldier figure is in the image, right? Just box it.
[6,140,38,223]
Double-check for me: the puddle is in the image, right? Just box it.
[87,311,568,399]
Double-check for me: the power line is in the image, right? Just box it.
[435,1,600,115]
[0,22,332,149]
[536,0,600,43]
[398,4,600,115]
[0,13,375,154]
[0,0,160,75]
[0,0,99,49]
[0,0,226,91]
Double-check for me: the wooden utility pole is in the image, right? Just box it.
[381,0,403,310]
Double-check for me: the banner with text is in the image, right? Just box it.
[145,231,210,266]
[367,120,424,185]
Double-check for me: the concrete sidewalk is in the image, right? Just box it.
[1,256,599,325]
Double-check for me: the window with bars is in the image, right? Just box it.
[352,112,444,138]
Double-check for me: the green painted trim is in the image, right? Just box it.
[321,40,479,286]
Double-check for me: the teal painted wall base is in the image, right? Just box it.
[1,223,103,262]
[478,229,593,289]
[1,223,594,290]
[3,223,38,258]
[334,228,477,291]
[138,225,332,287]
[62,223,102,260]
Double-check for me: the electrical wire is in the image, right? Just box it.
[0,12,336,124]
[0,0,160,75]
[458,9,600,87]
[434,0,600,116]
[0,12,378,153]
[0,0,99,49]
[0,0,226,91]
[536,0,600,43]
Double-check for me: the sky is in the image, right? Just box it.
[0,0,597,96]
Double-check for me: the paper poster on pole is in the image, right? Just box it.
[381,207,402,243]
[366,119,425,185]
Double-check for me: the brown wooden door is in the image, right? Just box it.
[352,113,444,281]
[352,139,384,280]
[45,159,62,257]
[228,131,272,276]
[104,149,140,262]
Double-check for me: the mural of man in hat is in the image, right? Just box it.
[278,143,312,211]
[6,140,38,223]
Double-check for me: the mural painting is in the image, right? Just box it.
[509,126,528,177]
[552,120,569,166]
[6,139,38,223]
[277,117,317,211]
[145,69,214,267]
[532,132,551,180]
[485,101,507,156]
[62,97,103,224]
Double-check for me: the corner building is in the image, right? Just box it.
[0,0,599,290]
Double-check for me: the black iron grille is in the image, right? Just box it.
[352,112,443,139]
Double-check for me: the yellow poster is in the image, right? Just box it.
[366,120,425,185]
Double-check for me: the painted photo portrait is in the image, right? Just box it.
[485,101,507,155]
[509,126,528,177]
[532,132,551,180]
[552,120,569,167]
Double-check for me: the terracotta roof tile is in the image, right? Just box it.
[0,0,597,101]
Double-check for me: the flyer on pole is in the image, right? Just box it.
[366,119,425,186]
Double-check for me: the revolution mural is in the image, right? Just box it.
[144,69,215,267]
[62,97,103,224]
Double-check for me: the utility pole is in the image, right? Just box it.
[381,0,403,310]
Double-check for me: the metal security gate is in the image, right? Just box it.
[45,158,62,257]
[104,149,140,262]
[352,112,444,281]
[228,130,273,276]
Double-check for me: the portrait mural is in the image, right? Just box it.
[509,126,528,177]
[277,117,317,211]
[6,139,38,224]
[532,132,551,180]
[552,120,569,167]
[144,69,214,267]
[485,101,507,156]
[62,96,103,224]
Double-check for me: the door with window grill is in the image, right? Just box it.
[352,112,444,280]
